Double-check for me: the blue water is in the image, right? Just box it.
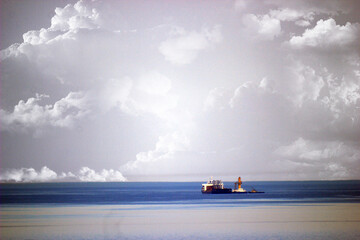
[1,181,360,205]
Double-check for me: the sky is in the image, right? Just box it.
[0,0,359,182]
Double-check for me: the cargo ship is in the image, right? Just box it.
[201,177,263,194]
[201,178,232,194]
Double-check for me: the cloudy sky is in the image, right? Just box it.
[1,0,359,182]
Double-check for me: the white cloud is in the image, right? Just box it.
[78,167,126,182]
[124,131,190,170]
[274,137,360,179]
[137,71,172,95]
[203,80,294,144]
[9,1,101,47]
[195,73,360,180]
[288,63,325,106]
[0,166,126,182]
[159,25,222,65]
[229,81,281,108]
[96,72,178,118]
[259,77,276,92]
[203,80,290,121]
[242,14,281,40]
[326,72,360,106]
[0,92,89,132]
[289,18,360,50]
[295,19,311,27]
[0,72,178,134]
[266,0,346,16]
[0,166,58,182]
[0,1,132,90]
[22,28,64,45]
[50,1,100,31]
[269,8,314,22]
[203,87,233,111]
[0,0,180,125]
[97,77,133,112]
[129,73,178,117]
[268,8,315,27]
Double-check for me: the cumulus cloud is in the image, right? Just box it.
[0,1,146,105]
[201,80,294,149]
[96,77,133,112]
[240,1,352,43]
[0,92,89,132]
[266,0,347,16]
[241,0,350,41]
[199,71,359,179]
[1,0,104,60]
[0,166,58,182]
[327,75,360,106]
[0,0,180,124]
[203,87,233,111]
[95,72,178,118]
[288,18,360,51]
[242,14,281,40]
[78,167,126,182]
[124,131,190,171]
[137,71,172,95]
[271,61,360,144]
[270,8,313,22]
[128,72,178,116]
[159,25,222,65]
[269,8,314,26]
[286,63,325,106]
[274,137,360,179]
[1,27,125,86]
[0,166,126,182]
[50,0,101,31]
[295,19,312,27]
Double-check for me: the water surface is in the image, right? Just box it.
[1,181,360,240]
[1,181,360,205]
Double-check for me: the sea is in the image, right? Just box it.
[1,180,360,205]
[1,181,360,240]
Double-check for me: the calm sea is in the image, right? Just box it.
[1,180,360,205]
[1,181,360,240]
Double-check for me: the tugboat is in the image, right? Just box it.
[201,177,232,194]
[248,187,264,194]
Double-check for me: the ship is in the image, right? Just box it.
[201,178,232,194]
[201,176,264,194]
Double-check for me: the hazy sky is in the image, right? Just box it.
[1,0,359,182]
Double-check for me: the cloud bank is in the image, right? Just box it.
[0,166,126,183]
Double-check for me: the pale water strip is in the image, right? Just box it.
[1,203,360,240]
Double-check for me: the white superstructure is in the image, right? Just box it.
[201,179,225,192]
